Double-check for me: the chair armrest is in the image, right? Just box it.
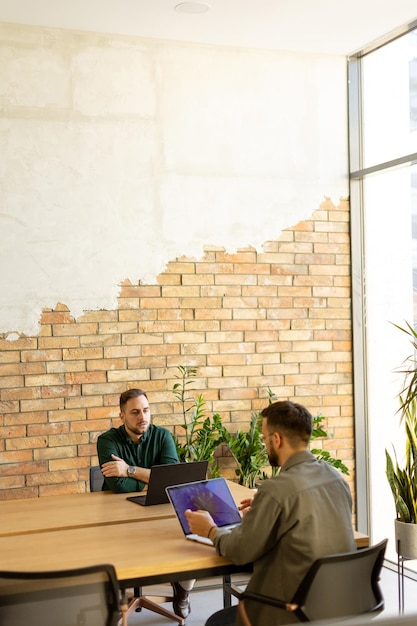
[240,590,297,612]
[223,583,246,599]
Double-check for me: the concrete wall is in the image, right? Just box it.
[0,23,348,336]
[0,22,352,499]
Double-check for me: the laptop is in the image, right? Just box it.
[166,477,242,545]
[126,460,208,506]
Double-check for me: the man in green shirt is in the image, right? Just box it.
[97,388,193,619]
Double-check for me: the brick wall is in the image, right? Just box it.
[0,198,354,501]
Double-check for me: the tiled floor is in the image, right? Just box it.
[125,566,417,625]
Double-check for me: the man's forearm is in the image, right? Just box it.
[127,465,151,483]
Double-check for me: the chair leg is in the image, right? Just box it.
[237,600,252,626]
[119,589,129,626]
[137,596,185,625]
[118,593,184,626]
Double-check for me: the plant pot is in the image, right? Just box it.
[394,519,417,560]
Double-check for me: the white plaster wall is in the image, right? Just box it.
[0,24,349,336]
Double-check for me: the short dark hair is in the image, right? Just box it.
[119,388,148,411]
[261,400,312,446]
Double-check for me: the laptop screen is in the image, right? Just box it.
[126,460,209,506]
[166,477,242,535]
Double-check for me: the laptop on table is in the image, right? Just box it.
[126,460,208,506]
[166,477,242,545]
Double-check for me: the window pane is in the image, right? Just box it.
[362,164,415,566]
[362,29,417,168]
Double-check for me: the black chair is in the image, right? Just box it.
[0,563,120,626]
[89,465,183,625]
[230,539,388,626]
[90,464,105,492]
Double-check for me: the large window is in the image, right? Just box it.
[349,24,417,570]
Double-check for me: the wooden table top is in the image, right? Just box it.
[0,477,369,591]
[0,513,369,586]
[0,481,253,537]
[0,516,242,586]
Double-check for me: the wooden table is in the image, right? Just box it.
[0,482,369,611]
[0,481,252,537]
[0,516,247,587]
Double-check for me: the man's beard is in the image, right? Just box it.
[268,449,280,468]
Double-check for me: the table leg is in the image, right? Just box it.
[223,574,232,608]
[397,540,405,615]
[119,588,128,626]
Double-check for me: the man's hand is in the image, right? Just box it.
[185,509,215,538]
[101,454,129,478]
[238,497,254,515]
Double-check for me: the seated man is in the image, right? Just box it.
[97,387,193,619]
[185,400,356,626]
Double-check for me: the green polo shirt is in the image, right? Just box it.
[97,423,179,493]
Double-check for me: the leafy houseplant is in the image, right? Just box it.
[225,388,349,488]
[385,398,417,524]
[385,322,417,559]
[172,367,349,488]
[225,411,273,488]
[172,365,228,477]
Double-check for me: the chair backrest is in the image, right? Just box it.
[293,538,388,622]
[0,563,120,626]
[90,464,105,492]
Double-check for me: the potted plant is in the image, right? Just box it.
[172,365,228,477]
[172,368,349,488]
[224,411,272,488]
[386,322,417,559]
[225,393,349,489]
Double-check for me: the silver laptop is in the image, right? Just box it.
[166,477,242,545]
[126,460,208,506]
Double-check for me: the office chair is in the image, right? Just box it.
[89,465,183,625]
[0,563,120,626]
[228,538,387,626]
[90,464,105,492]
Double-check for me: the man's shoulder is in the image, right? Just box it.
[148,424,171,436]
[258,452,341,496]
[97,425,123,442]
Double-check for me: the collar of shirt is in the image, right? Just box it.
[120,423,153,446]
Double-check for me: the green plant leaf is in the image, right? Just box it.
[172,366,350,487]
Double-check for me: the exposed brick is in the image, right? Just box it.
[20,398,65,412]
[39,483,86,496]
[0,199,355,503]
[0,461,48,475]
[52,323,98,336]
[6,436,48,450]
[38,336,80,348]
[0,425,27,438]
[0,487,39,500]
[65,372,107,385]
[48,409,86,423]
[0,474,26,489]
[27,423,69,436]
[21,349,62,362]
[81,334,122,347]
[4,411,46,425]
[0,450,35,463]
[63,347,103,360]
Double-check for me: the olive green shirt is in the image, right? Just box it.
[97,423,179,493]
[213,450,356,626]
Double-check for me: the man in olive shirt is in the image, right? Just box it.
[97,388,193,619]
[186,401,356,626]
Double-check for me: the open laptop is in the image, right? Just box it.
[126,460,208,506]
[166,477,242,545]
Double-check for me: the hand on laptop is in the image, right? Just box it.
[185,509,216,539]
